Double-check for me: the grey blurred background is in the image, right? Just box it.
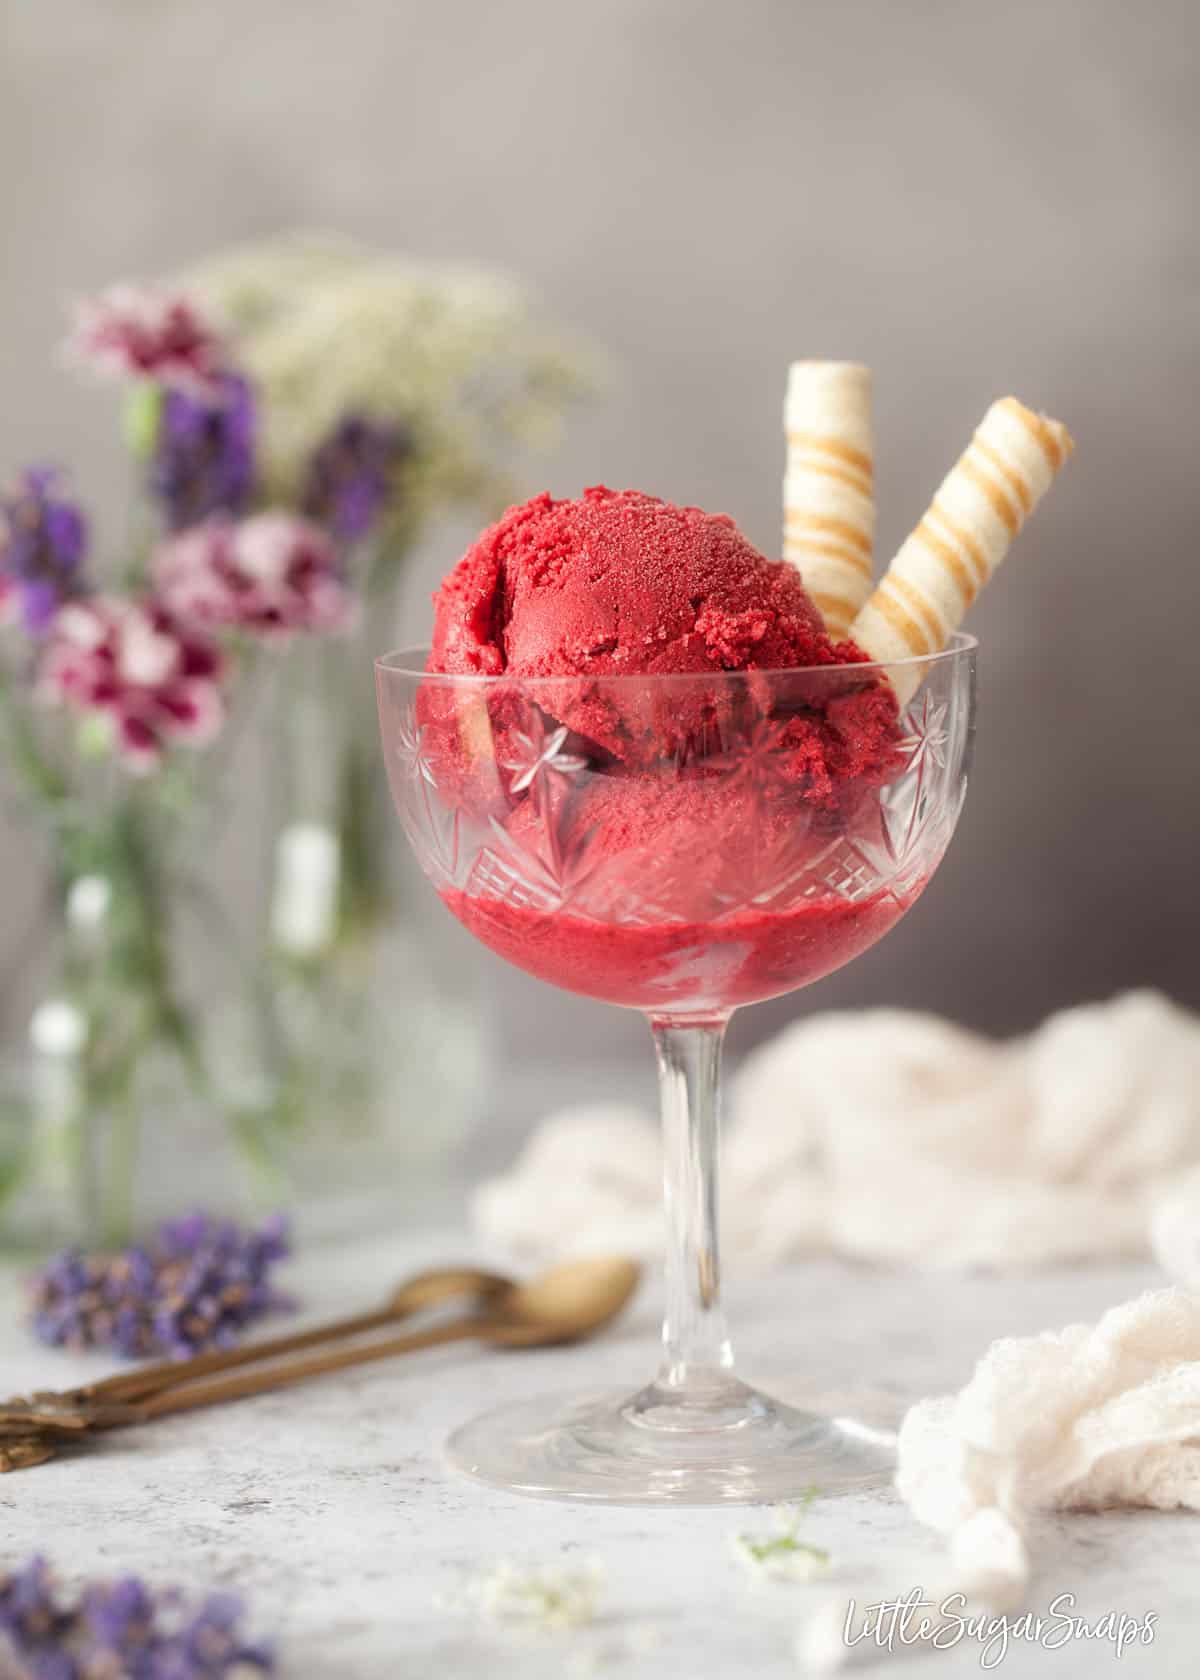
[2,0,1197,1112]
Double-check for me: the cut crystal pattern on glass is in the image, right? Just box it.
[484,704,593,892]
[388,706,467,886]
[874,690,956,887]
[706,715,796,800]
[392,708,439,789]
[467,824,563,915]
[419,673,968,923]
[396,797,459,887]
[393,660,970,926]
[737,805,822,912]
[896,691,951,778]
[799,836,891,905]
[500,710,588,799]
[468,805,606,914]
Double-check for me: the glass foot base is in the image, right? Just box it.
[445,1376,899,1505]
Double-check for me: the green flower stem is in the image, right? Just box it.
[58,785,223,1243]
[335,738,390,945]
[332,558,409,944]
[0,676,68,811]
[101,1038,146,1247]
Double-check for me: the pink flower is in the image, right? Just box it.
[66,286,228,397]
[37,597,225,771]
[154,513,354,639]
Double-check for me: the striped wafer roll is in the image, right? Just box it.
[783,361,875,638]
[850,397,1073,704]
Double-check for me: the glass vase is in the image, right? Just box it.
[1,837,255,1251]
[230,634,486,1234]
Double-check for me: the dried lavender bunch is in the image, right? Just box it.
[0,467,89,632]
[29,1213,292,1360]
[0,1555,273,1678]
[148,371,257,531]
[300,413,413,542]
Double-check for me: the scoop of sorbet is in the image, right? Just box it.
[429,485,857,679]
[423,486,899,801]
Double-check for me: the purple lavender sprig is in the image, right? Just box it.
[29,1213,292,1360]
[148,372,256,532]
[0,1556,274,1678]
[0,469,89,633]
[300,414,412,542]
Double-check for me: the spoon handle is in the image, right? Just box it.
[135,1316,491,1420]
[52,1305,401,1408]
[44,1267,506,1409]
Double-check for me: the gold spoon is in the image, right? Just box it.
[0,1259,641,1470]
[137,1256,642,1420]
[39,1263,514,1410]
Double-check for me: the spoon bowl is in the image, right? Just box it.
[486,1257,643,1348]
[387,1266,513,1316]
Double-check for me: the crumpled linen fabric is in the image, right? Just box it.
[798,1288,1200,1668]
[472,990,1200,1274]
[899,1286,1200,1549]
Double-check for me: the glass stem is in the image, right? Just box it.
[651,1016,734,1389]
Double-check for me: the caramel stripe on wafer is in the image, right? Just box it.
[959,456,1020,536]
[975,437,1032,514]
[811,590,866,627]
[871,581,934,655]
[783,361,876,638]
[786,431,874,483]
[783,511,873,557]
[1000,397,1065,468]
[928,503,990,591]
[786,455,871,497]
[886,571,946,647]
[850,396,1073,704]
[783,536,874,577]
[914,517,981,609]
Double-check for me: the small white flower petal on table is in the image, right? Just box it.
[473,1559,606,1631]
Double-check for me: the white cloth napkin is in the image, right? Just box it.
[800,1287,1200,1669]
[897,1287,1200,1583]
[473,990,1200,1274]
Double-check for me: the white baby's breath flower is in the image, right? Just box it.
[473,1559,605,1631]
[179,232,599,531]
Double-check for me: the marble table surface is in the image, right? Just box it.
[0,1228,1187,1678]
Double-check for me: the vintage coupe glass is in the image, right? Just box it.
[376,635,976,1503]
